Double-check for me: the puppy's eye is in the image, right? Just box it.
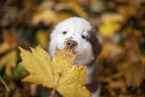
[81,35,86,39]
[63,31,67,35]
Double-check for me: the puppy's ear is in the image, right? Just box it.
[88,29,102,58]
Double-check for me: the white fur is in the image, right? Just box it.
[49,17,95,65]
[49,17,100,97]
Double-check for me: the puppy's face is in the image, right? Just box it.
[49,17,95,65]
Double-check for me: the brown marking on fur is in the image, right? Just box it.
[86,29,102,66]
[88,29,102,58]
[85,29,102,93]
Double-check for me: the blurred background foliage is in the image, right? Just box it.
[0,0,145,97]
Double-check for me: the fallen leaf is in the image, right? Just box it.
[107,79,126,92]
[117,5,139,22]
[90,0,105,12]
[98,13,123,38]
[19,46,91,97]
[56,0,88,18]
[3,7,19,23]
[68,2,88,19]
[32,10,57,25]
[0,42,11,54]
[117,37,145,87]
[23,0,38,12]
[2,29,18,48]
[0,50,17,76]
[56,12,72,23]
[59,0,78,2]
[36,30,49,50]
[0,29,18,76]
[98,42,123,60]
[99,21,121,37]
[101,13,123,23]
[118,62,145,88]
[32,1,58,25]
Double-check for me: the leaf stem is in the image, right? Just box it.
[0,75,10,92]
[49,87,56,97]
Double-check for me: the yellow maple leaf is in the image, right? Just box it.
[19,46,91,97]
[98,13,123,38]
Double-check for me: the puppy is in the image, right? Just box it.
[49,17,102,97]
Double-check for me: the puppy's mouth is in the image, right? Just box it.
[65,45,77,54]
[64,40,78,54]
[71,47,77,54]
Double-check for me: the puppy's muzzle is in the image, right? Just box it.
[66,40,78,49]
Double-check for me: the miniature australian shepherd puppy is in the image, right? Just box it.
[48,17,102,97]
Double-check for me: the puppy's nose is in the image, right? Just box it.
[66,40,78,48]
